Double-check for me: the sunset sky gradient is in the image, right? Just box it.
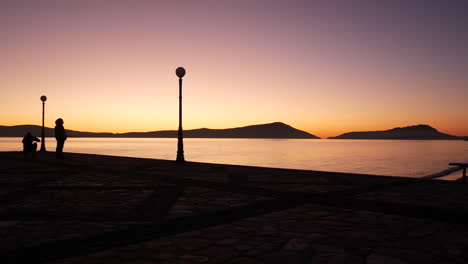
[1,0,467,138]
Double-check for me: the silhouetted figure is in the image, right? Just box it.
[54,118,67,159]
[22,132,40,160]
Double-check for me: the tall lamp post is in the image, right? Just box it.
[40,95,47,152]
[176,67,186,162]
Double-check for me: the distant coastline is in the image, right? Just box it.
[0,123,464,140]
[0,122,319,139]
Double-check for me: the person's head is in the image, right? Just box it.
[25,132,31,137]
[55,118,64,125]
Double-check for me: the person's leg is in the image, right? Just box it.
[60,141,65,159]
[56,141,64,159]
[31,143,37,158]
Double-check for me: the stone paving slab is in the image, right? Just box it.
[0,221,146,252]
[0,189,154,219]
[169,163,399,194]
[40,171,166,186]
[355,180,468,210]
[166,187,274,220]
[0,187,23,199]
[0,172,48,185]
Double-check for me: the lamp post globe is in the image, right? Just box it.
[40,95,47,152]
[176,67,186,78]
[176,67,186,162]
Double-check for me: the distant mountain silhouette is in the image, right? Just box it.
[0,125,114,138]
[329,125,461,140]
[0,122,319,139]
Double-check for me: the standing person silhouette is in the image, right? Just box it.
[54,118,67,159]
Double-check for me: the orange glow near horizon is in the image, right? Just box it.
[1,1,467,139]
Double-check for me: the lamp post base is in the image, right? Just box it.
[176,153,185,162]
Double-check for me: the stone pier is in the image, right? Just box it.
[1,152,467,263]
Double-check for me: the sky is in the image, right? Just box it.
[1,0,467,138]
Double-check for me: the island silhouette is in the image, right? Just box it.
[328,124,461,140]
[0,122,319,139]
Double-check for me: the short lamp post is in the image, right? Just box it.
[176,67,186,162]
[40,95,47,152]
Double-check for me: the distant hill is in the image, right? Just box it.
[329,125,461,140]
[0,122,319,139]
[0,125,114,138]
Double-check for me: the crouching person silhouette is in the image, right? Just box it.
[55,118,67,159]
[22,132,40,160]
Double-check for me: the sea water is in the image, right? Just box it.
[1,137,467,178]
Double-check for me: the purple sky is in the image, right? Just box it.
[1,0,467,137]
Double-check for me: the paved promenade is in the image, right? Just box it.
[1,151,467,263]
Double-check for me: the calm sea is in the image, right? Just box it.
[2,138,467,178]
